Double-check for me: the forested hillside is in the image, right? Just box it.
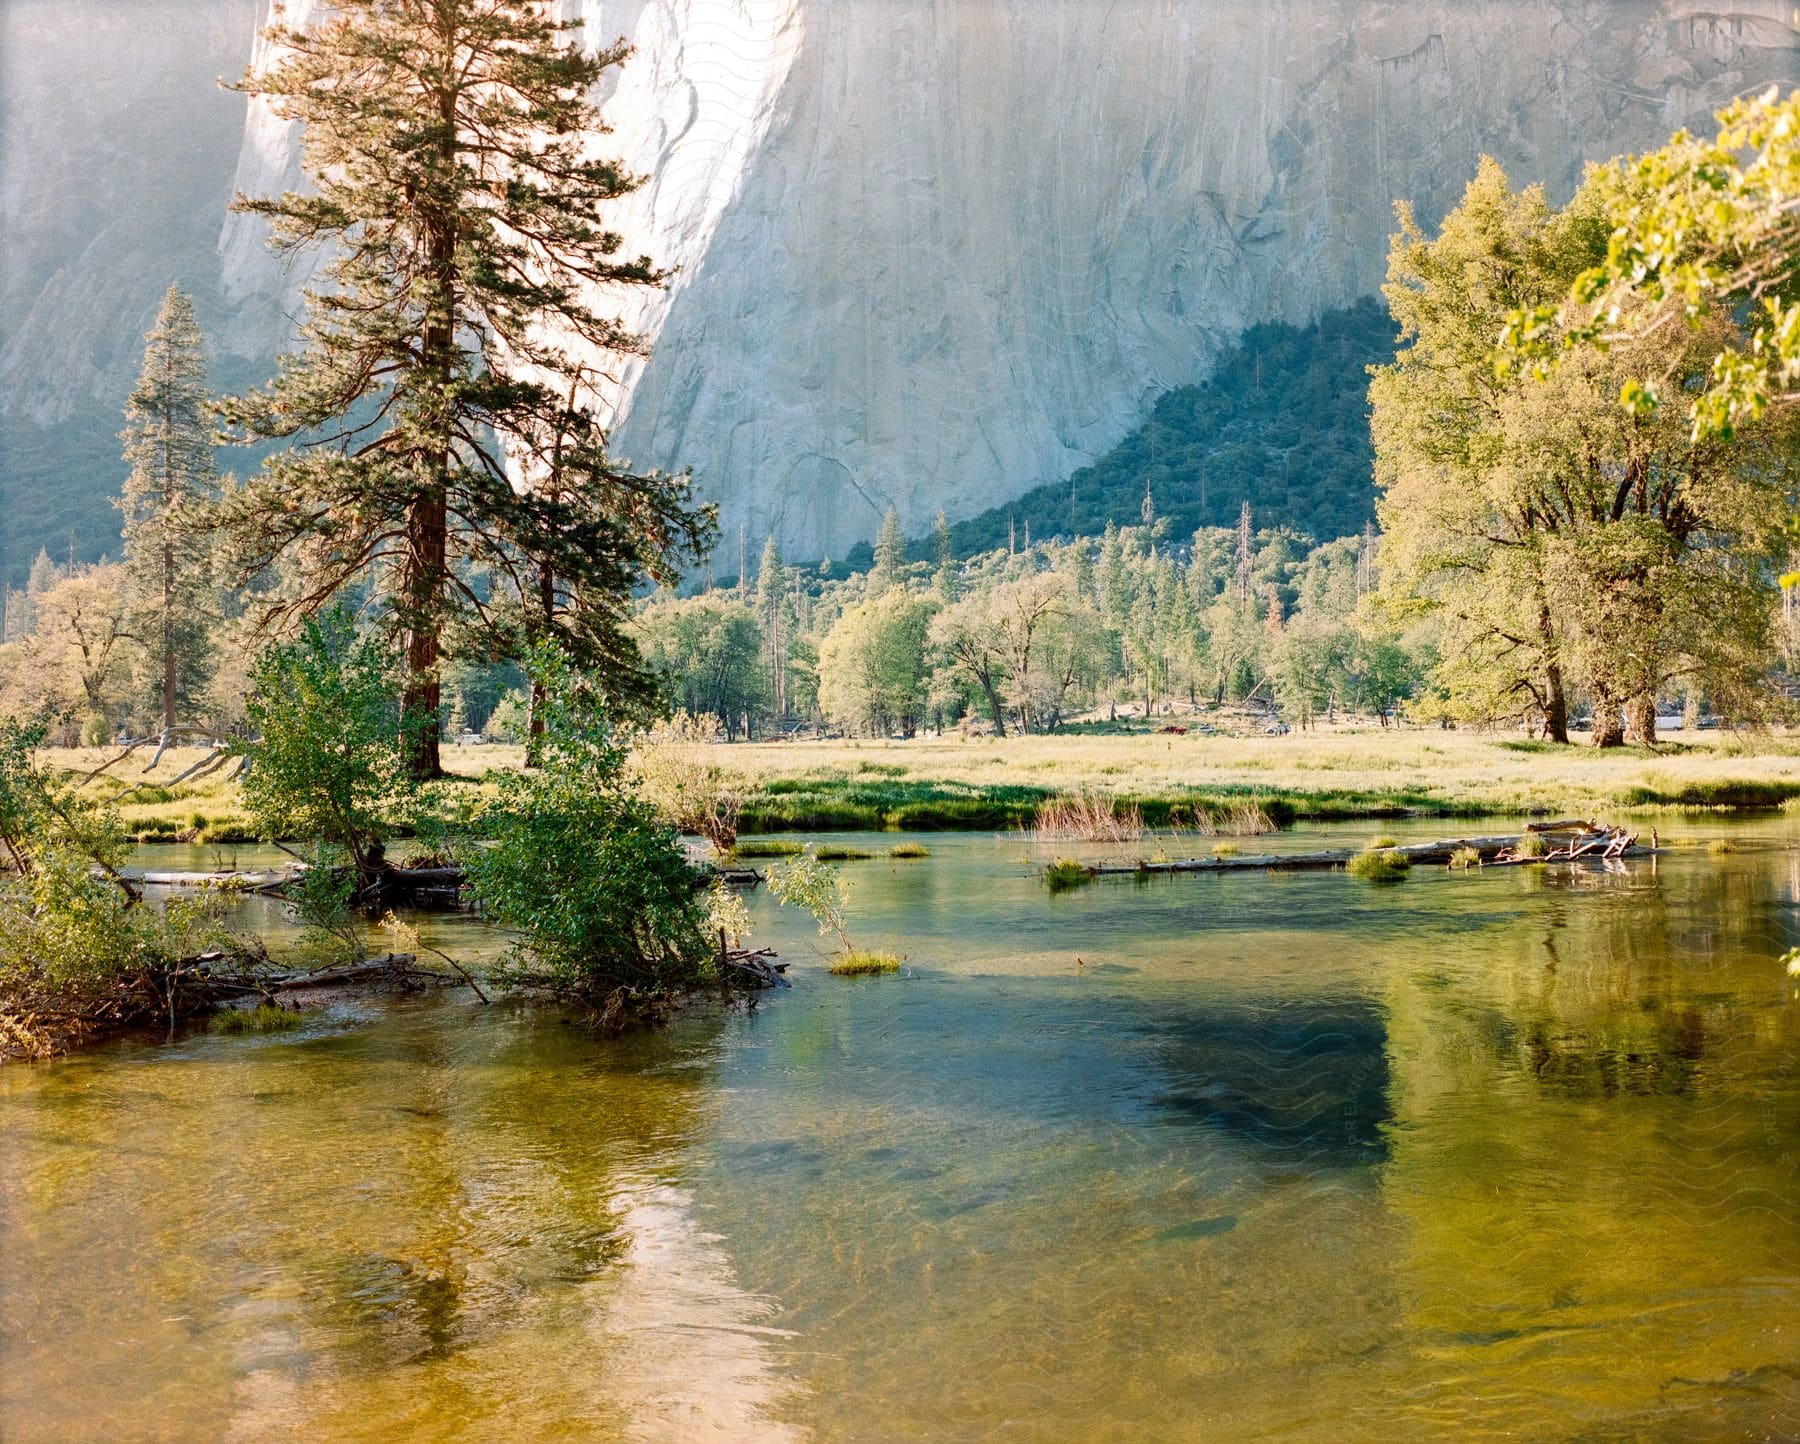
[947,299,1394,555]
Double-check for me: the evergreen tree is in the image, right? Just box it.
[220,0,712,777]
[870,509,907,596]
[119,285,217,731]
[755,534,786,722]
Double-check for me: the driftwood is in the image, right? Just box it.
[1071,823,1652,880]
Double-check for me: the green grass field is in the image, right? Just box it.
[54,725,1800,844]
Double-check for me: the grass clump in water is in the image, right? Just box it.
[1449,846,1482,870]
[1707,838,1739,856]
[1212,841,1240,857]
[1368,833,1399,850]
[1514,833,1548,858]
[829,951,902,976]
[1045,858,1094,892]
[1033,791,1143,842]
[889,841,931,858]
[730,837,804,859]
[815,844,874,861]
[1346,847,1411,883]
[211,1003,303,1035]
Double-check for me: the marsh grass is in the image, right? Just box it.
[1346,848,1411,883]
[1707,838,1739,856]
[729,838,805,859]
[815,845,875,861]
[1515,833,1548,858]
[888,842,931,858]
[1212,841,1241,857]
[211,1003,304,1035]
[1368,833,1399,850]
[1449,846,1482,870]
[1045,858,1094,892]
[1032,792,1144,842]
[829,951,902,976]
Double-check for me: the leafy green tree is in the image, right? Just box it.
[633,592,766,736]
[221,0,711,778]
[119,285,217,732]
[818,589,934,736]
[461,646,712,1020]
[241,610,417,887]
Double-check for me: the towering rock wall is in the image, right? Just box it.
[4,1,1797,578]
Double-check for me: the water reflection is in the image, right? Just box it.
[3,828,1799,1440]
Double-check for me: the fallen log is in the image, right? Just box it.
[1074,829,1654,879]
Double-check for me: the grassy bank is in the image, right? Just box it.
[722,729,1800,831]
[53,727,1800,844]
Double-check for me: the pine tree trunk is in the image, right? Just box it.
[401,484,447,779]
[1624,694,1657,747]
[162,543,177,731]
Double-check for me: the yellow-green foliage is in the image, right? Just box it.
[1346,847,1411,883]
[829,951,901,976]
[1368,833,1399,849]
[815,844,875,861]
[1515,833,1548,857]
[1044,858,1093,892]
[1212,841,1241,857]
[1708,838,1738,856]
[889,841,931,858]
[1450,846,1482,870]
[211,1002,303,1035]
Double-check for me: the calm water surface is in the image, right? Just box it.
[4,822,1799,1441]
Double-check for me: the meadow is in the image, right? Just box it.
[66,724,1800,843]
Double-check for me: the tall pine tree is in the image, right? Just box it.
[119,285,217,731]
[869,509,907,596]
[220,1,713,776]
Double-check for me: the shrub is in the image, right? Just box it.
[830,951,901,976]
[461,648,714,1022]
[889,841,931,858]
[1346,847,1410,883]
[241,609,417,885]
[628,712,743,854]
[1045,858,1093,892]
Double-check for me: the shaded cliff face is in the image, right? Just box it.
[4,2,1798,580]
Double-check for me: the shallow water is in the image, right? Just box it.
[4,822,1799,1440]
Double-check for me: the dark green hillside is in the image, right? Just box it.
[949,297,1394,553]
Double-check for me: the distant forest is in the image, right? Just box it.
[943,297,1394,557]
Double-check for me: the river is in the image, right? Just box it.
[3,821,1797,1440]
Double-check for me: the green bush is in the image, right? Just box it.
[1045,858,1093,892]
[1345,848,1410,883]
[461,648,714,1020]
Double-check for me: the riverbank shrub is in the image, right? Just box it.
[0,720,245,1057]
[628,712,743,854]
[241,610,418,883]
[462,650,714,1024]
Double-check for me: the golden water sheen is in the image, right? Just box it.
[3,825,1798,1441]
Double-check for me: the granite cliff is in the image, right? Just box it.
[4,1,1798,577]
